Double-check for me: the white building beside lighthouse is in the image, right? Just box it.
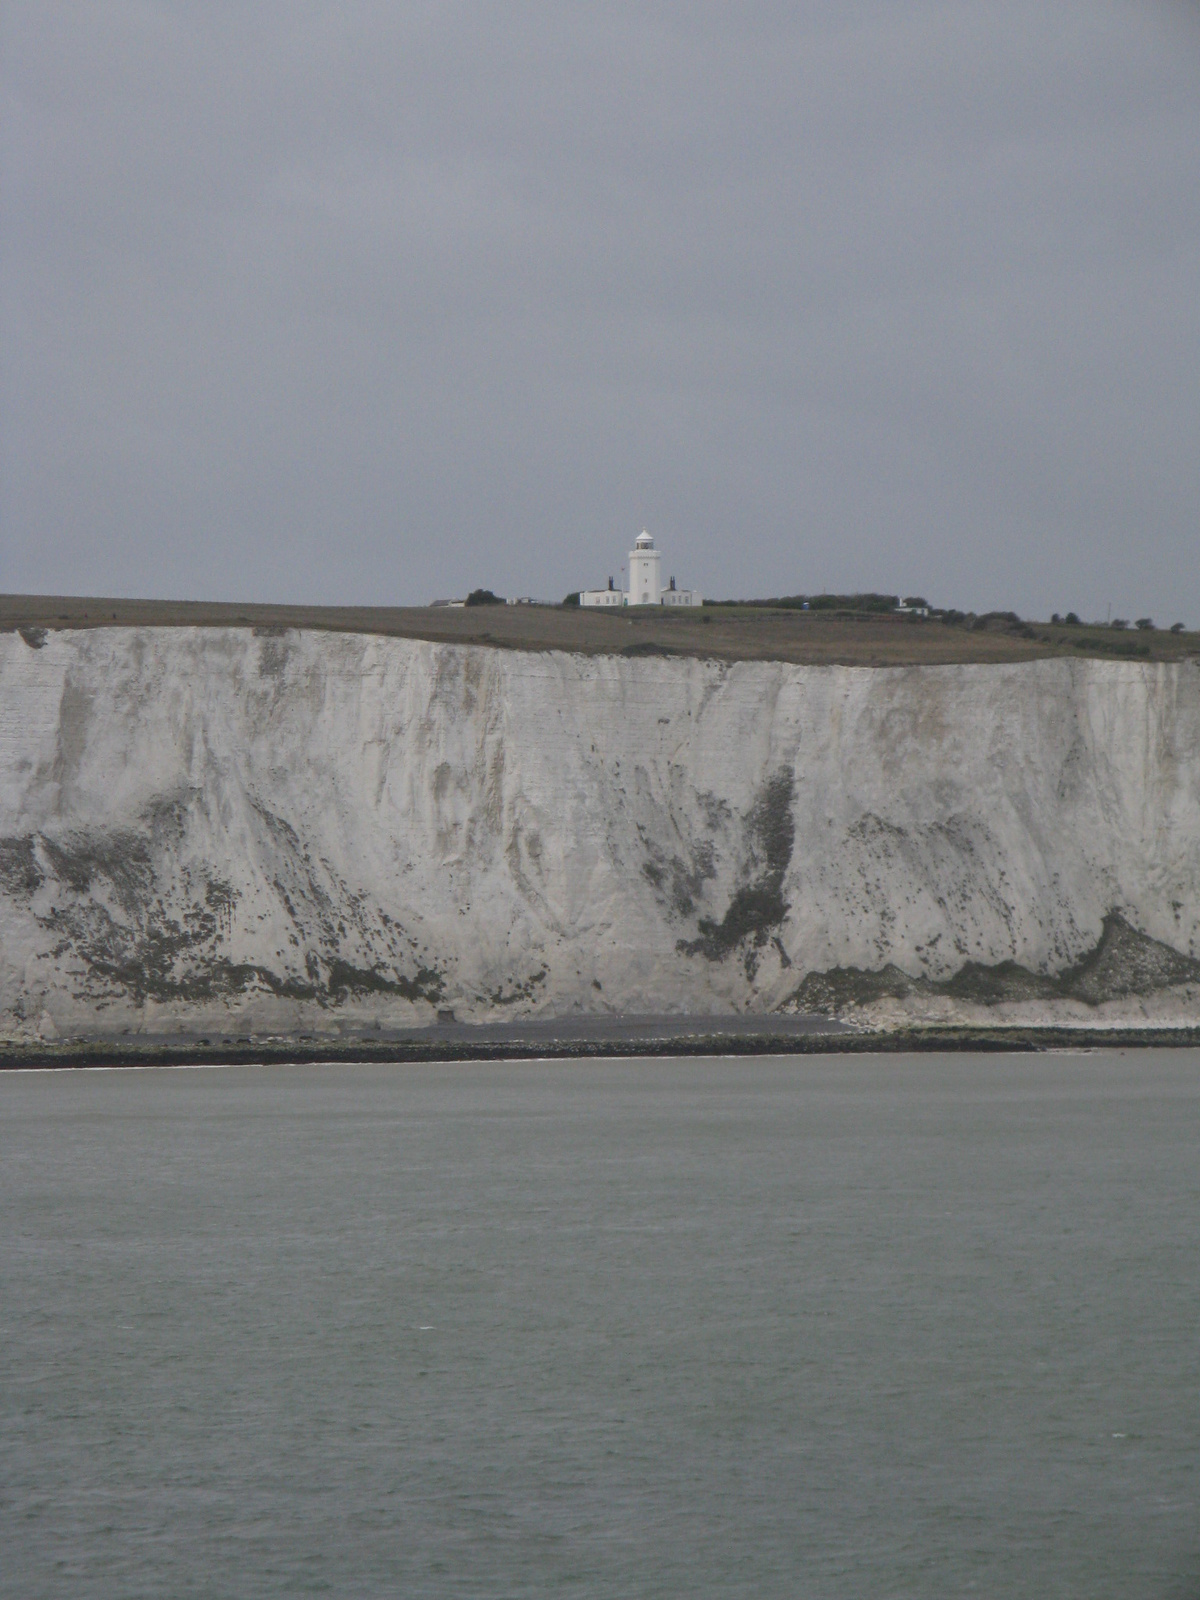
[579,531,702,609]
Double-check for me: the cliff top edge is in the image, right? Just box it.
[3,594,1197,669]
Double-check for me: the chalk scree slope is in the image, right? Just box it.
[1,626,1198,1039]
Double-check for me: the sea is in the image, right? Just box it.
[2,1051,1197,1599]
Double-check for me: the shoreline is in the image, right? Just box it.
[5,1022,1199,1069]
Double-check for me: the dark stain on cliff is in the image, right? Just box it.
[41,884,444,1010]
[205,878,237,912]
[256,631,294,678]
[642,840,716,917]
[40,829,155,910]
[489,969,549,1007]
[1059,912,1200,1002]
[678,770,796,967]
[789,913,1200,1013]
[622,640,680,657]
[23,805,445,1012]
[0,836,43,896]
[325,959,444,1004]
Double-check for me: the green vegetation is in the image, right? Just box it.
[699,596,1192,647]
[789,912,1200,1015]
[1073,636,1151,658]
[465,588,504,606]
[2,592,1192,668]
[706,592,900,614]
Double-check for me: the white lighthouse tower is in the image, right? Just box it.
[578,529,701,609]
[627,530,662,607]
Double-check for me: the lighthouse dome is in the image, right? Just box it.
[635,530,654,549]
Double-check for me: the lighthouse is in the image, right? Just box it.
[628,530,662,606]
[578,531,702,609]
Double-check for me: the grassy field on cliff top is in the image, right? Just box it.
[3,593,1198,668]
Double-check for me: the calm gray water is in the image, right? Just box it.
[2,1052,1198,1599]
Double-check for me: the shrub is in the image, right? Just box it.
[807,593,898,613]
[1065,612,1080,625]
[1051,613,1061,624]
[562,591,580,607]
[1135,617,1154,630]
[1170,621,1185,634]
[465,588,504,607]
[1110,618,1129,629]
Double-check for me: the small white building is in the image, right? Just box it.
[580,531,702,609]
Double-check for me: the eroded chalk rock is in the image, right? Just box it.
[0,627,1197,1036]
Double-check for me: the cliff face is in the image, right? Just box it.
[2,626,1199,1038]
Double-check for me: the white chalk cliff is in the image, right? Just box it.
[2,625,1199,1038]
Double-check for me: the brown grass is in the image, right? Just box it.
[3,593,1197,668]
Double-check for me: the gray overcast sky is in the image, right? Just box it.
[2,3,1198,620]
